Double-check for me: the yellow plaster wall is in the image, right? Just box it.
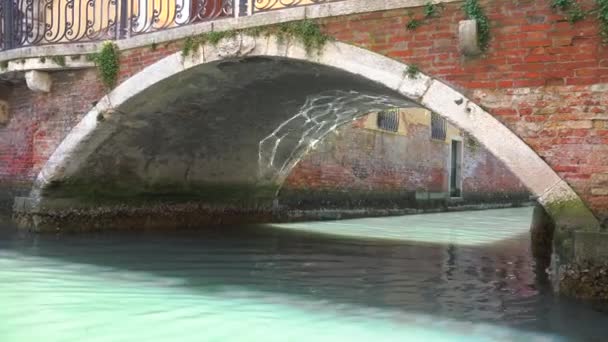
[359,108,463,144]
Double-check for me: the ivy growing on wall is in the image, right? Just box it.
[551,0,608,42]
[463,0,490,51]
[406,15,423,31]
[596,0,608,42]
[552,0,586,23]
[90,41,120,89]
[406,2,443,31]
[276,20,330,54]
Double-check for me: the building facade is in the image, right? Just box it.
[280,108,530,218]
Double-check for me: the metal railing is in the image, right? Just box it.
[377,108,400,132]
[252,0,336,13]
[0,0,341,51]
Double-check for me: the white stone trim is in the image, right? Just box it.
[29,33,599,228]
[458,19,481,56]
[1,55,94,74]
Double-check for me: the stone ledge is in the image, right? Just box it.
[0,55,95,78]
[13,201,274,232]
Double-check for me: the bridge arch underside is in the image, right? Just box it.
[19,36,599,241]
[29,57,420,228]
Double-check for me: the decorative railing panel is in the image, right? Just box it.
[252,0,340,13]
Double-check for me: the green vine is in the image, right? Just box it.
[90,41,120,89]
[181,36,197,57]
[551,0,608,42]
[181,20,331,57]
[51,55,66,67]
[406,2,442,31]
[463,0,490,51]
[405,64,421,79]
[39,57,46,63]
[406,16,423,31]
[424,2,440,18]
[551,0,586,23]
[596,0,608,42]
[276,20,330,54]
[0,61,7,70]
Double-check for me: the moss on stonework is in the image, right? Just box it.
[40,179,279,208]
[544,198,599,230]
[541,198,600,261]
[50,55,66,67]
[181,20,332,57]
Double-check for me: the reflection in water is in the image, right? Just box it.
[0,208,605,341]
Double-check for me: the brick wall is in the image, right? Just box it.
[320,0,608,223]
[0,69,104,211]
[462,134,530,203]
[281,111,529,210]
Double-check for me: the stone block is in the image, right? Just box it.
[459,20,481,56]
[25,70,52,92]
[591,188,608,196]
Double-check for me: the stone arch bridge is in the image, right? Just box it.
[1,0,608,295]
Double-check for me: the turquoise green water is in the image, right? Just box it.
[0,208,605,341]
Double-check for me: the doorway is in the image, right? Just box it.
[449,139,462,198]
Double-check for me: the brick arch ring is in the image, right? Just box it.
[30,33,599,230]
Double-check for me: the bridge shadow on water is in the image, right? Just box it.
[0,210,605,340]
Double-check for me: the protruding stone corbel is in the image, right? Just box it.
[459,19,481,56]
[25,70,52,93]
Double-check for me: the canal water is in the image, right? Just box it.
[0,207,606,341]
